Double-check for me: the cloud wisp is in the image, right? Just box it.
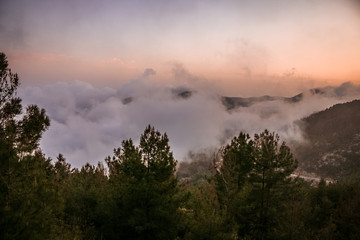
[18,71,360,168]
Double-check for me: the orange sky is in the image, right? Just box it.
[1,0,360,96]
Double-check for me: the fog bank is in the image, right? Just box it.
[18,74,360,168]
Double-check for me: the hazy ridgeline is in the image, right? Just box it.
[2,52,360,239]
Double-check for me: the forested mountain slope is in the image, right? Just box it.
[293,100,360,179]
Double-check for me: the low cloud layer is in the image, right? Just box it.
[18,71,360,168]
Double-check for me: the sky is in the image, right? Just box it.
[1,0,360,167]
[1,0,360,95]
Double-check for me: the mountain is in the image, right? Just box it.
[119,82,359,111]
[222,87,340,110]
[121,87,324,108]
[292,100,360,180]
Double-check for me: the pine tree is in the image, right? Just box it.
[0,52,53,239]
[106,125,179,239]
[216,130,298,240]
[250,130,298,239]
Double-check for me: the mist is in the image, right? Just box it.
[18,70,360,168]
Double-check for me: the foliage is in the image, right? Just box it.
[0,52,18,107]
[178,180,235,240]
[216,130,298,239]
[105,125,179,240]
[0,52,53,239]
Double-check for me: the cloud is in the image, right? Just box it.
[142,68,156,78]
[18,69,360,169]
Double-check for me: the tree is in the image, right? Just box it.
[5,152,61,239]
[0,52,52,239]
[0,52,18,107]
[216,130,298,239]
[215,132,253,211]
[62,162,108,240]
[250,130,298,239]
[106,125,179,240]
[274,178,311,240]
[178,180,234,240]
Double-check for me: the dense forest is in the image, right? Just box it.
[1,52,360,239]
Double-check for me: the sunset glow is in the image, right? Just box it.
[1,0,359,95]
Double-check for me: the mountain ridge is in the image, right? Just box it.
[221,83,358,110]
[120,82,360,112]
[292,99,360,180]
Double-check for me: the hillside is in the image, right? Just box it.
[293,100,360,179]
[176,100,360,182]
[176,151,216,184]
